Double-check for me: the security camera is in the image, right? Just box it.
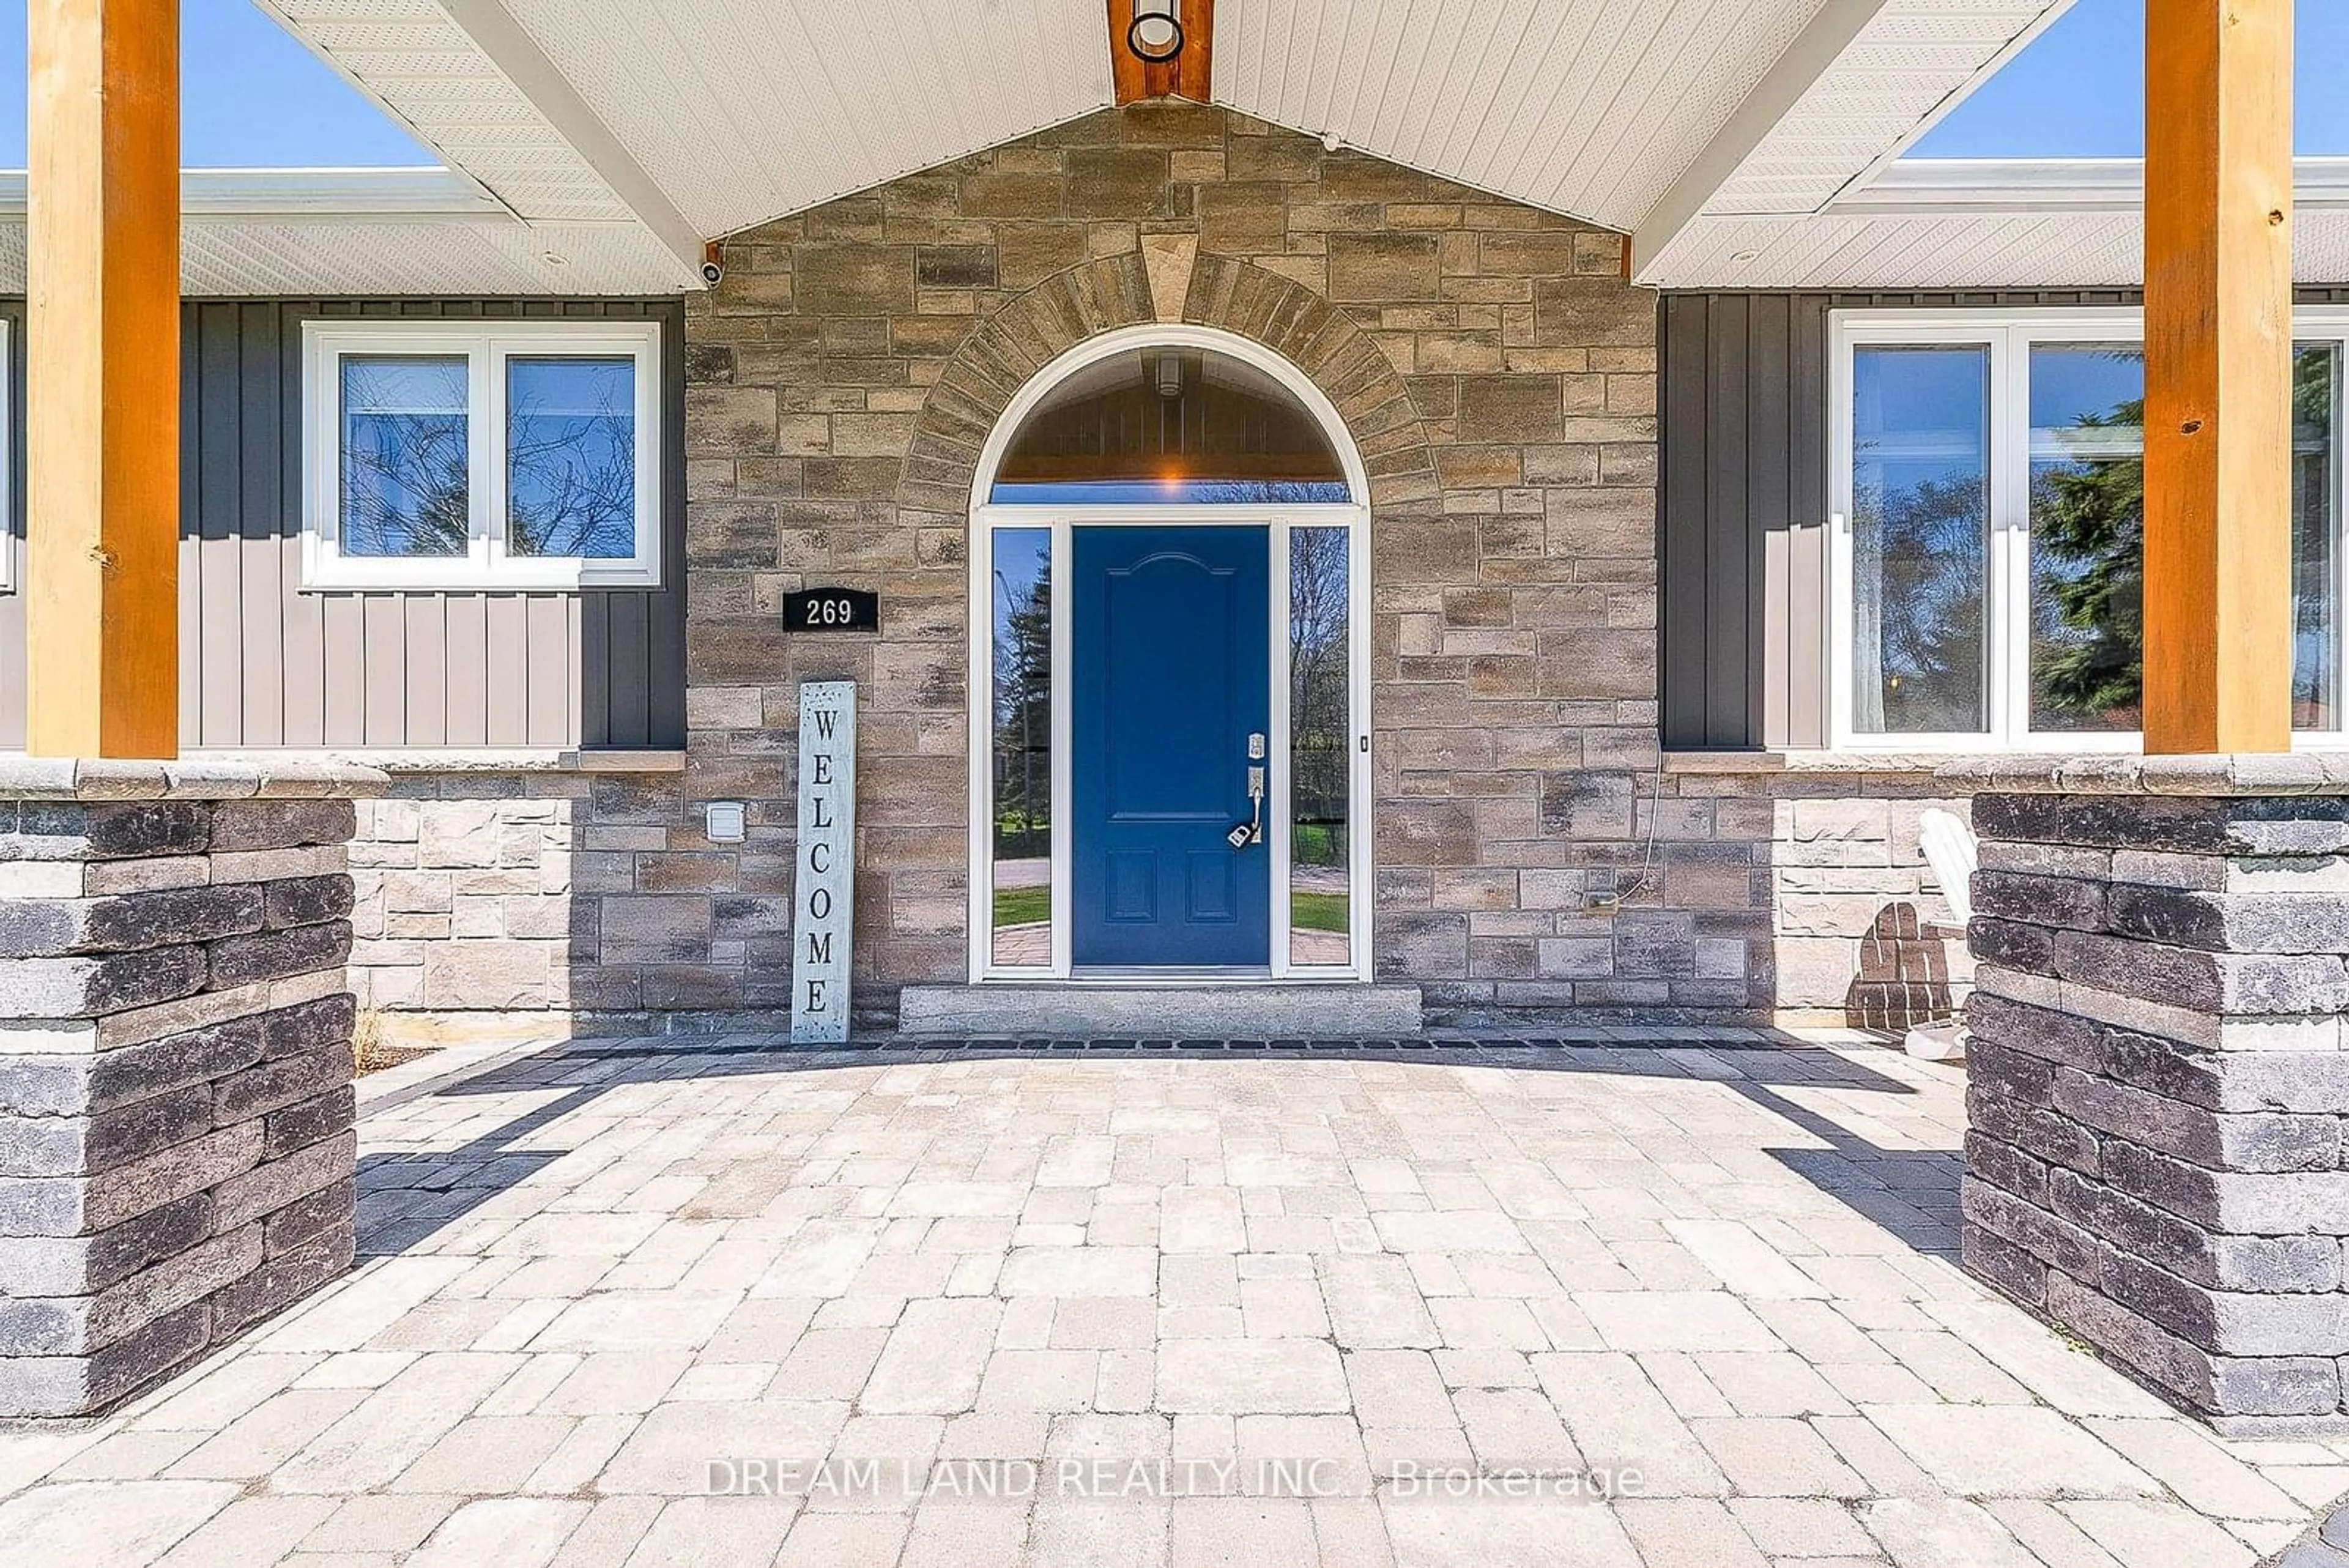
[700,258,725,287]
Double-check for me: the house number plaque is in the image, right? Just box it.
[790,680,857,1044]
[784,588,879,631]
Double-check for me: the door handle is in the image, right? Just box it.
[1228,741,1267,849]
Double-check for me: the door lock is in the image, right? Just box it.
[1230,746,1267,849]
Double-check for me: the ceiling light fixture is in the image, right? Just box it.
[1128,0,1184,62]
[1156,351,1184,399]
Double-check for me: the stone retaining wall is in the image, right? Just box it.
[347,762,784,1023]
[1958,765,2349,1432]
[343,760,1977,1028]
[0,763,376,1417]
[1643,763,1973,1027]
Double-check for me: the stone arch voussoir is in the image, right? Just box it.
[899,251,1439,520]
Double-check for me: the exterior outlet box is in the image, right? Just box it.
[1584,891,1622,915]
[705,801,747,843]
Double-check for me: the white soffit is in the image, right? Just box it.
[1634,0,2068,283]
[258,0,631,221]
[1705,0,2057,214]
[492,0,1115,239]
[1657,159,2349,289]
[302,0,2025,252]
[245,0,2147,294]
[0,171,691,296]
[254,0,703,289]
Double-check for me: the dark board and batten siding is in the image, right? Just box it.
[0,297,688,751]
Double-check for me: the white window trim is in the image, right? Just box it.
[301,319,662,591]
[1830,305,2349,751]
[0,316,13,595]
[964,323,1375,986]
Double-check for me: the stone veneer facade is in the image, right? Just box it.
[348,759,1976,1028]
[0,761,374,1416]
[690,100,1673,1018]
[1653,762,1975,1028]
[342,105,1973,1029]
[349,764,710,1017]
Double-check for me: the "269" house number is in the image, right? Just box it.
[784,588,880,632]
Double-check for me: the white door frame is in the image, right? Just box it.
[964,324,1375,984]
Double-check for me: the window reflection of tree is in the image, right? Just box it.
[2292,347,2339,730]
[508,362,636,559]
[1186,481,1350,505]
[341,357,639,561]
[2032,347,2336,732]
[341,360,469,558]
[993,557,1052,861]
[1290,527,1349,871]
[2030,396,2144,731]
[1854,464,1987,733]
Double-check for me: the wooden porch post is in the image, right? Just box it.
[25,0,179,759]
[2142,0,2294,754]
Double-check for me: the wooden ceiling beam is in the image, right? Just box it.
[1110,0,1212,105]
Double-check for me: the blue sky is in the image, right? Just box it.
[0,0,2342,171]
[0,0,431,168]
[1915,0,2349,157]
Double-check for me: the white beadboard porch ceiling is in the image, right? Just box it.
[486,0,1966,241]
[1215,0,1844,234]
[232,0,2183,293]
[258,0,2063,264]
[0,170,692,296]
[495,0,1115,239]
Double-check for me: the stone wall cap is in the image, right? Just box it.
[1935,752,2349,796]
[1663,749,1946,777]
[0,754,391,801]
[191,748,688,777]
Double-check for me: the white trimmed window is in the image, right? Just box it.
[0,316,12,595]
[302,319,661,589]
[1831,307,2348,748]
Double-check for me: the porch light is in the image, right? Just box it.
[1128,0,1183,62]
[1156,350,1184,398]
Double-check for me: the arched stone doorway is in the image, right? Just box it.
[963,324,1373,981]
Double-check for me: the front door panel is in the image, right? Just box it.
[1072,526,1271,967]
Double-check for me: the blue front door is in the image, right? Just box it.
[1072,526,1271,967]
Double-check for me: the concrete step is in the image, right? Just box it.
[896,983,1422,1038]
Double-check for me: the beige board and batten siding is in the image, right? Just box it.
[0,297,688,751]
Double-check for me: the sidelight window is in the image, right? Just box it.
[989,528,1054,968]
[1288,525,1353,967]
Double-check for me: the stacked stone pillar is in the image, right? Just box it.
[0,760,380,1417]
[1951,757,2349,1433]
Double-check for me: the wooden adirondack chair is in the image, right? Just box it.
[1904,807,1976,1062]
